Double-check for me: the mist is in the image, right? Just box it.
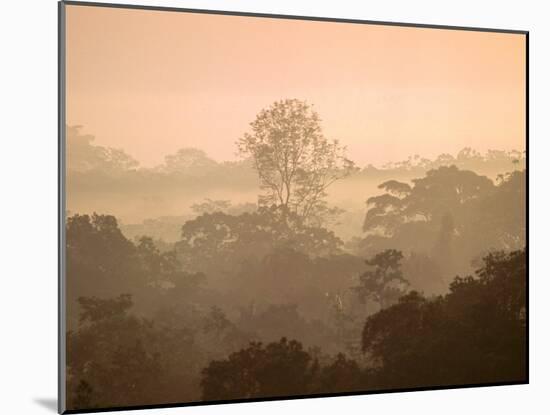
[65,112,526,410]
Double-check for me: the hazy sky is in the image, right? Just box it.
[66,5,526,168]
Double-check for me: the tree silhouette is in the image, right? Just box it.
[353,249,409,309]
[357,165,525,279]
[66,214,139,309]
[312,353,366,394]
[67,295,164,409]
[237,99,355,224]
[363,165,494,235]
[157,147,218,175]
[470,170,526,251]
[361,249,526,388]
[66,213,207,323]
[66,125,139,172]
[200,337,316,400]
[176,206,343,275]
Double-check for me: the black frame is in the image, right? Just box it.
[58,1,529,413]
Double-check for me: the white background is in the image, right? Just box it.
[0,0,546,413]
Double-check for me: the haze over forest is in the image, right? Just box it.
[65,105,526,410]
[64,4,526,412]
[66,123,525,244]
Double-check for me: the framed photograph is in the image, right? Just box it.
[59,1,528,413]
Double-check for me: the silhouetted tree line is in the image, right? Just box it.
[201,249,526,400]
[66,121,525,242]
[66,210,526,409]
[65,100,526,410]
[351,167,525,281]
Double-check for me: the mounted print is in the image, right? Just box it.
[58,1,528,413]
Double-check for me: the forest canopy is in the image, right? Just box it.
[65,100,526,410]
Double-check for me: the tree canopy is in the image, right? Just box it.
[64,117,526,410]
[353,249,409,309]
[362,249,526,387]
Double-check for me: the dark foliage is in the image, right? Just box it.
[200,248,526,400]
[362,249,526,388]
[201,338,316,400]
[65,137,526,410]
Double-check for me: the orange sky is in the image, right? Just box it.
[65,4,526,167]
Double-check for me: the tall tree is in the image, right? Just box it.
[237,99,355,224]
